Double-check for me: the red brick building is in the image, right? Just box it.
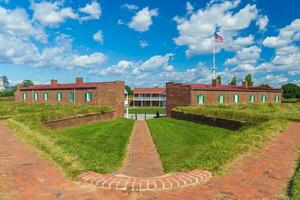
[15,78,125,117]
[166,79,282,117]
[133,88,166,107]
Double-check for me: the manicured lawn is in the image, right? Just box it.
[3,102,134,177]
[147,117,288,174]
[0,102,111,120]
[54,119,135,173]
[129,106,165,114]
[175,103,300,122]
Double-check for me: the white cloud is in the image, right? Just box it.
[225,45,261,72]
[258,19,300,74]
[117,19,125,25]
[128,7,158,32]
[174,0,265,56]
[97,60,136,76]
[138,53,173,72]
[31,1,78,27]
[256,15,269,31]
[258,74,288,87]
[139,40,148,48]
[186,2,194,15]
[122,3,138,11]
[0,6,46,42]
[79,1,101,21]
[93,30,103,44]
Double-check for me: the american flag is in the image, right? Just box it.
[214,33,223,43]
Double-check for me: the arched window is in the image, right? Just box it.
[249,95,256,103]
[33,92,39,101]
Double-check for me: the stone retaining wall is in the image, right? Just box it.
[171,110,246,130]
[44,111,116,130]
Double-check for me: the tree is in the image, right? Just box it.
[245,74,253,86]
[282,83,300,99]
[259,84,270,87]
[230,76,237,86]
[22,80,34,87]
[125,85,133,96]
[216,75,221,85]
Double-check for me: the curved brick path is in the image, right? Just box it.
[1,121,300,200]
[120,120,164,177]
[78,169,212,191]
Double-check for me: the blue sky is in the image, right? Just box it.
[0,0,299,88]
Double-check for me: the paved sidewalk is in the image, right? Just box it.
[120,120,164,177]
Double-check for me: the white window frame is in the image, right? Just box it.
[33,92,38,101]
[233,94,239,103]
[44,92,48,101]
[197,94,204,104]
[23,93,27,100]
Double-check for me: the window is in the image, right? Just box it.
[69,92,75,102]
[22,93,27,100]
[249,95,256,103]
[33,92,39,101]
[275,95,280,103]
[261,95,267,103]
[85,92,92,102]
[57,92,62,101]
[197,94,205,104]
[44,92,48,101]
[218,94,225,104]
[233,94,240,103]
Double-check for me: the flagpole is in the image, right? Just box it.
[213,36,216,79]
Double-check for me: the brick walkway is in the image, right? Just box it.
[1,120,300,199]
[120,120,164,177]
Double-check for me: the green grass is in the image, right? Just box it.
[3,102,134,177]
[175,103,300,122]
[0,102,111,120]
[288,155,300,200]
[147,118,288,174]
[129,106,165,114]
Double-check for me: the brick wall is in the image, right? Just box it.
[166,82,282,117]
[191,90,282,105]
[44,111,116,130]
[166,82,192,117]
[15,80,125,118]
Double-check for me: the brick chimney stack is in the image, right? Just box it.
[242,81,248,88]
[51,79,58,85]
[212,79,220,87]
[76,77,83,84]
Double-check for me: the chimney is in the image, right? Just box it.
[76,77,83,84]
[51,79,58,85]
[242,81,248,88]
[212,79,220,87]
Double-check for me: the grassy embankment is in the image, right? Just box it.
[129,106,165,114]
[147,103,300,175]
[1,102,134,177]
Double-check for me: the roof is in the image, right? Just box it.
[20,83,98,91]
[133,88,165,94]
[190,84,281,92]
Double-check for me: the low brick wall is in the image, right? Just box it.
[44,111,117,130]
[171,110,246,130]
